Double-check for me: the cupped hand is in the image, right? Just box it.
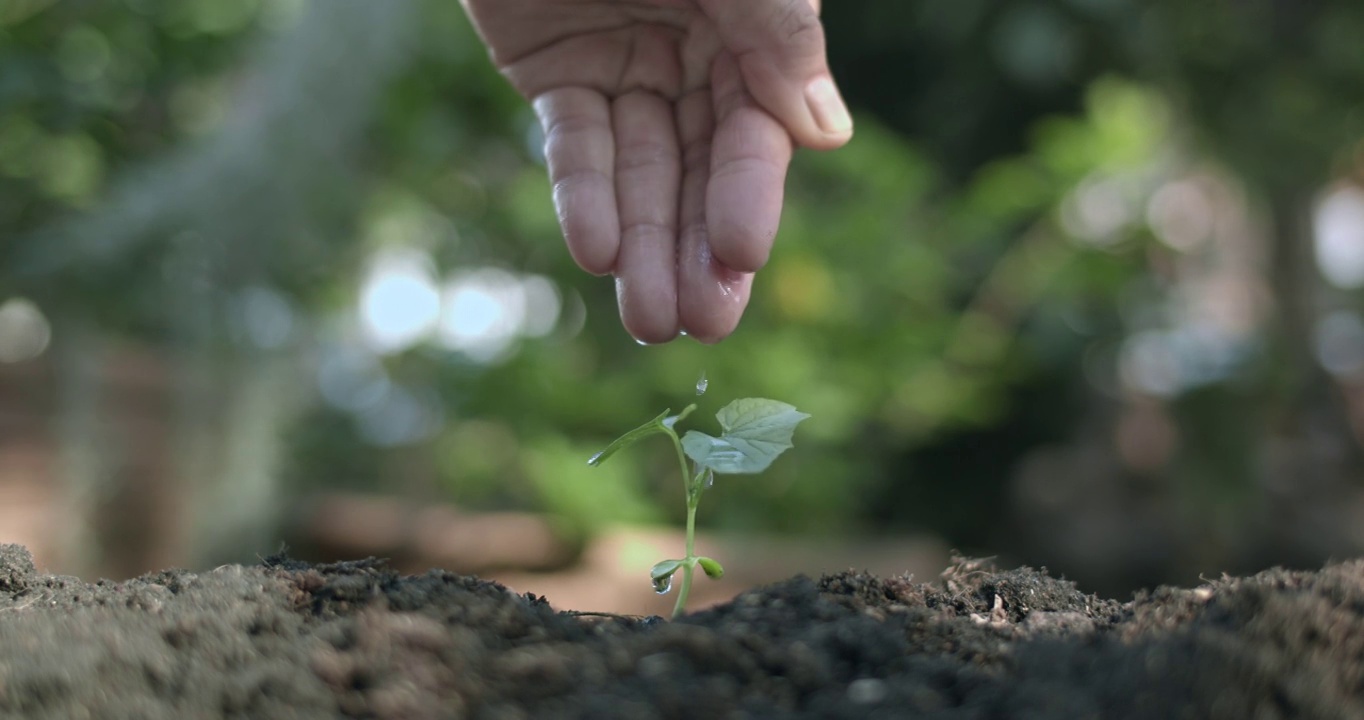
[461,0,852,343]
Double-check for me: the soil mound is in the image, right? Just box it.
[0,544,1359,718]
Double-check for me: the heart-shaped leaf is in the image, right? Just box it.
[682,398,809,474]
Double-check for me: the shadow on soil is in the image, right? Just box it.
[0,544,1359,718]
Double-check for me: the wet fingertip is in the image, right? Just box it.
[678,289,745,344]
[706,208,777,273]
[683,327,731,345]
[558,216,618,275]
[709,233,773,274]
[566,246,616,276]
[574,253,616,277]
[616,277,680,345]
[623,322,681,345]
[553,176,620,275]
[679,313,740,345]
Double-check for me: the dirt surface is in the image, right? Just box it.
[0,544,1360,719]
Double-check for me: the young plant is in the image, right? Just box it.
[588,396,809,618]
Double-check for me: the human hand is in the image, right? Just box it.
[460,0,852,343]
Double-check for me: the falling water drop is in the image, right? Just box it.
[652,574,673,594]
[696,370,708,396]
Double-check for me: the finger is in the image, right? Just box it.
[706,51,793,273]
[611,92,682,344]
[533,88,618,275]
[696,0,853,149]
[676,88,753,343]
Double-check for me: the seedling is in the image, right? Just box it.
[588,396,809,618]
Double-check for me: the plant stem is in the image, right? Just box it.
[672,496,698,619]
[666,430,706,619]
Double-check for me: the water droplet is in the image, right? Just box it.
[703,470,715,489]
[696,371,708,396]
[587,452,603,466]
[652,574,673,594]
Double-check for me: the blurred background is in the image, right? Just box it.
[4,0,1364,613]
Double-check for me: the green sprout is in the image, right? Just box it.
[589,396,809,618]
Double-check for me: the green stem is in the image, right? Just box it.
[666,431,706,619]
[592,403,706,620]
[685,476,699,561]
[672,497,698,619]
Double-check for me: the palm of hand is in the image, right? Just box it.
[464,0,800,343]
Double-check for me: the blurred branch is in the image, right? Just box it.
[51,317,106,577]
[182,351,312,567]
[1265,190,1364,478]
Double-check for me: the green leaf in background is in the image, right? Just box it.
[681,398,810,475]
[526,438,661,534]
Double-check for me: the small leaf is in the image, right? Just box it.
[588,409,670,466]
[697,557,725,579]
[681,398,810,474]
[650,559,683,582]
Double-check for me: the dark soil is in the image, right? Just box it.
[0,544,1360,719]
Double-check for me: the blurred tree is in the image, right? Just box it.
[2,0,421,572]
[3,0,1364,594]
[1135,0,1364,453]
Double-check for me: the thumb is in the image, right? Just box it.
[697,0,853,150]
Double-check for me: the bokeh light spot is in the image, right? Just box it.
[1314,185,1364,289]
[358,249,441,355]
[0,298,52,364]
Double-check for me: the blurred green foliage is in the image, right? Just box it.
[6,0,1364,590]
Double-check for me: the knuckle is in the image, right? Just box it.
[775,1,823,47]
[615,139,678,171]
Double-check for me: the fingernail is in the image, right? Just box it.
[805,76,853,135]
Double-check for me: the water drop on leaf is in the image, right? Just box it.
[652,574,673,594]
[649,560,681,594]
[703,469,715,489]
[696,371,708,396]
[587,451,604,466]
